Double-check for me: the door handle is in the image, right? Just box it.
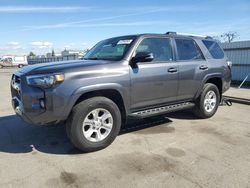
[199,65,208,70]
[168,67,178,73]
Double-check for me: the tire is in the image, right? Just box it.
[193,83,220,119]
[0,64,3,69]
[66,97,121,152]
[18,64,24,68]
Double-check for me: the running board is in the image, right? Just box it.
[130,102,195,118]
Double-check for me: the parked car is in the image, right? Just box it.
[0,55,28,68]
[11,32,231,152]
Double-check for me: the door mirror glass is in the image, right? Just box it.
[131,52,154,64]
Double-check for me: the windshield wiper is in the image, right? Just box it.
[83,57,118,61]
[83,57,100,60]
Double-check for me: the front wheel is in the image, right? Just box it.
[66,97,121,152]
[18,64,24,68]
[193,83,220,118]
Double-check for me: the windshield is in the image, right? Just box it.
[84,36,136,61]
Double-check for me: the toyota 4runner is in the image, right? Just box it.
[11,32,231,152]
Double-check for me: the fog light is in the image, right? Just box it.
[40,99,45,108]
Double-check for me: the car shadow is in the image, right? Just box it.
[166,110,198,120]
[0,114,173,155]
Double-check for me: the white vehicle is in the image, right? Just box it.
[0,55,28,68]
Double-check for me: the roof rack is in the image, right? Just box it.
[166,31,212,39]
[165,31,177,35]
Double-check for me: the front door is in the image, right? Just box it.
[129,37,178,111]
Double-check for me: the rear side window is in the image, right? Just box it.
[175,39,204,61]
[202,40,224,59]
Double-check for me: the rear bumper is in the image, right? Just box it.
[222,68,232,93]
[222,79,231,93]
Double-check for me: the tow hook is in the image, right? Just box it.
[220,97,232,106]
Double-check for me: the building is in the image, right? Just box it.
[46,52,61,58]
[221,41,250,83]
[61,49,88,58]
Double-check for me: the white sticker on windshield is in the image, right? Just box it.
[117,39,133,45]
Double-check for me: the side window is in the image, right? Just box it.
[175,39,204,61]
[202,40,224,59]
[136,38,173,62]
[6,58,12,62]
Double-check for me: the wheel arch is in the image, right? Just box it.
[195,74,223,100]
[65,84,129,124]
[205,77,222,96]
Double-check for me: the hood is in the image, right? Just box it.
[17,60,111,75]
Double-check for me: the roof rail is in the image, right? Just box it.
[166,31,212,39]
[165,31,177,35]
[205,36,213,39]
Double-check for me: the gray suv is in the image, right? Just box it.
[11,32,231,152]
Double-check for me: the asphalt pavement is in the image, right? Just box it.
[0,68,250,188]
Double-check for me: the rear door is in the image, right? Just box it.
[173,38,208,101]
[129,37,178,110]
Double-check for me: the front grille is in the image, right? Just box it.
[15,75,21,83]
[11,74,21,99]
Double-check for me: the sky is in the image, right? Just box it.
[0,0,249,56]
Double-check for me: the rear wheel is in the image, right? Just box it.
[66,97,121,152]
[193,83,220,118]
[18,64,24,68]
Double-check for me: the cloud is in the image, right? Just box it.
[63,42,88,50]
[69,21,174,28]
[5,41,22,49]
[126,5,208,12]
[22,5,208,31]
[0,42,24,56]
[0,6,90,13]
[63,42,75,49]
[2,5,205,14]
[24,19,174,30]
[63,45,71,49]
[30,41,53,48]
[22,12,154,30]
[7,41,20,46]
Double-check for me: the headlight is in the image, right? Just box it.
[26,73,64,88]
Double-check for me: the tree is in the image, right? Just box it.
[220,31,239,43]
[211,36,222,43]
[52,49,55,57]
[28,51,36,58]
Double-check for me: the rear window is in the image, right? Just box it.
[175,39,204,61]
[202,40,224,59]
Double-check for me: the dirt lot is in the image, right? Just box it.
[0,68,250,188]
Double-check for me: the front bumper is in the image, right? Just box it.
[10,73,68,125]
[11,96,34,123]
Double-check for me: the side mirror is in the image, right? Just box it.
[131,52,154,65]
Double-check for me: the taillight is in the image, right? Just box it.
[226,60,232,68]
